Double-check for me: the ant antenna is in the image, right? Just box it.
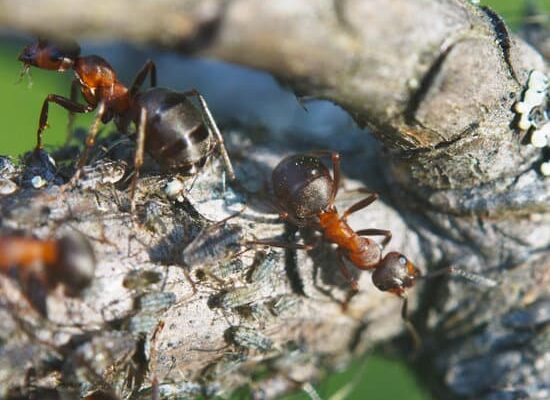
[401,264,497,353]
[400,294,421,354]
[150,320,164,400]
[420,265,498,288]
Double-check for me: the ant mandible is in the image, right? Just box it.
[262,151,420,307]
[0,232,96,317]
[18,39,235,208]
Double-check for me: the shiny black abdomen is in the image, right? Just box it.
[135,88,212,172]
[272,154,333,222]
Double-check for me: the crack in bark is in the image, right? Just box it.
[404,44,456,127]
[480,5,520,84]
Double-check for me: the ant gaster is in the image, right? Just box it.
[0,232,96,317]
[269,152,420,297]
[18,39,235,207]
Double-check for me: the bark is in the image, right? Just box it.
[0,1,549,399]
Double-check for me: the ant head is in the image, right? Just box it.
[272,154,334,222]
[18,38,80,72]
[55,232,96,296]
[372,252,420,296]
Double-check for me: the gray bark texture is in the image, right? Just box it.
[0,0,549,399]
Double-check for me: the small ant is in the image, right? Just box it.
[263,152,498,348]
[0,231,96,317]
[18,38,235,208]
[249,152,421,341]
[268,151,419,297]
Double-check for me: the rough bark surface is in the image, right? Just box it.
[0,1,549,399]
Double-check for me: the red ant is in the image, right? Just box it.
[262,152,498,347]
[250,152,421,341]
[18,38,235,208]
[0,232,96,317]
[268,151,420,297]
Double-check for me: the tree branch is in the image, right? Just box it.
[0,1,549,399]
[0,141,424,399]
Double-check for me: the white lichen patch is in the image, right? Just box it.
[514,70,550,176]
[515,70,548,131]
[31,175,48,189]
[0,178,17,195]
[164,177,186,201]
[530,122,550,148]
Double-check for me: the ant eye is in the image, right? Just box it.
[399,256,407,265]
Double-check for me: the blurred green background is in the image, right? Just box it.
[0,1,547,399]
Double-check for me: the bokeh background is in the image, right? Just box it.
[0,1,547,399]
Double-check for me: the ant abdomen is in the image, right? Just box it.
[272,154,333,223]
[56,233,97,296]
[133,88,214,172]
[371,252,420,296]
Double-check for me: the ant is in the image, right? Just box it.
[263,152,498,348]
[250,152,421,340]
[18,38,235,208]
[267,151,419,297]
[0,231,96,317]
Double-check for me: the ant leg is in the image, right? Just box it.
[182,89,236,181]
[401,295,421,353]
[183,270,198,295]
[151,376,160,400]
[337,253,359,292]
[36,94,94,151]
[129,59,157,98]
[65,79,80,144]
[211,205,247,227]
[129,107,147,211]
[246,239,313,250]
[355,228,392,248]
[337,252,359,310]
[68,102,106,185]
[278,210,311,228]
[341,193,378,221]
[150,320,164,400]
[260,198,303,226]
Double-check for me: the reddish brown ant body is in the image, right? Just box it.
[270,152,420,298]
[18,39,235,206]
[0,232,96,317]
[268,152,498,348]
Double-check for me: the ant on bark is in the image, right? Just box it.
[262,151,420,297]
[257,152,497,348]
[250,152,421,340]
[18,38,235,209]
[0,231,96,317]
